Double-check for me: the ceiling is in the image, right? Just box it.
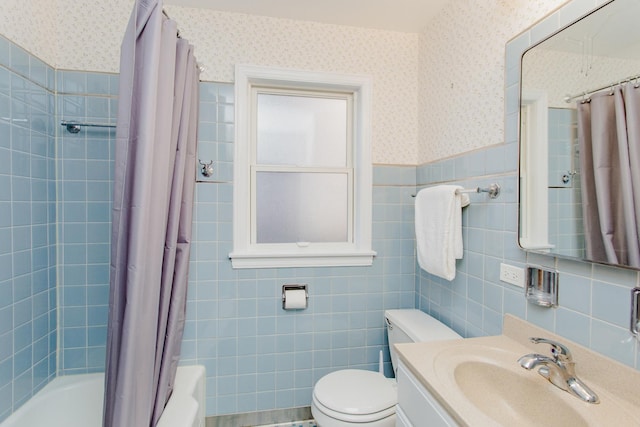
[164,0,451,33]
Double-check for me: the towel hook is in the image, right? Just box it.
[484,183,500,199]
[199,159,214,177]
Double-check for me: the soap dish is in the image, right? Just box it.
[525,265,558,307]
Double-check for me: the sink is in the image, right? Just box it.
[418,340,640,426]
[394,318,640,427]
[454,361,587,427]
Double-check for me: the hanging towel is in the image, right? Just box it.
[415,185,468,281]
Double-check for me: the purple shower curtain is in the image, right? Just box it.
[577,82,640,267]
[103,0,199,425]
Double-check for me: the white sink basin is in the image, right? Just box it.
[428,343,640,427]
[454,360,587,427]
[395,331,640,427]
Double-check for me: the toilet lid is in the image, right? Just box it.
[313,370,397,416]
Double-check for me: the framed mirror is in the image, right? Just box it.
[517,0,640,269]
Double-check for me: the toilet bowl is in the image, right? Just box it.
[311,309,461,426]
[311,369,396,427]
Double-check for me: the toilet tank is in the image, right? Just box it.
[385,309,461,375]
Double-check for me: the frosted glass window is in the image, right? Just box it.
[256,93,348,167]
[255,172,348,243]
[231,65,373,268]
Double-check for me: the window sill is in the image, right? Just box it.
[228,250,377,269]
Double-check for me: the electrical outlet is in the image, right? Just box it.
[500,263,525,288]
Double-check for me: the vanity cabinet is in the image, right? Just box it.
[396,361,459,427]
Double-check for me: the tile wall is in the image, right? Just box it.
[416,138,640,371]
[0,35,57,421]
[56,69,117,374]
[0,33,116,422]
[183,82,418,415]
[547,108,574,189]
[415,144,520,339]
[547,108,583,258]
[4,2,640,418]
[0,43,420,420]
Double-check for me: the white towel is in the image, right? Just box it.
[415,185,467,281]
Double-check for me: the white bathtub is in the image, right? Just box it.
[1,365,206,427]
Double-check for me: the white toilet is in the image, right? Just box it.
[311,309,462,427]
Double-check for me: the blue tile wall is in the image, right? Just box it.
[1,60,417,417]
[56,69,117,374]
[416,145,640,369]
[186,83,417,416]
[547,108,583,258]
[4,0,639,419]
[0,47,418,418]
[0,34,116,421]
[0,35,57,422]
[547,108,574,188]
[417,0,640,372]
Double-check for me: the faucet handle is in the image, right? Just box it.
[529,337,573,362]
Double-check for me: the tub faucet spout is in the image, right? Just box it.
[517,337,599,404]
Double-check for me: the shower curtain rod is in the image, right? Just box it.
[162,9,181,38]
[564,73,640,103]
[162,9,206,74]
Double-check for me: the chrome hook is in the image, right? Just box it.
[198,159,214,177]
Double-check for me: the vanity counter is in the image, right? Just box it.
[395,314,640,427]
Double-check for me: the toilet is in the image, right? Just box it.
[311,309,462,427]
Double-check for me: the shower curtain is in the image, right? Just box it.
[103,0,199,425]
[577,82,640,267]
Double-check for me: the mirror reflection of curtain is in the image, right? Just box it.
[577,83,640,267]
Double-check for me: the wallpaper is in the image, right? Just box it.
[417,0,569,164]
[53,0,133,73]
[0,0,58,67]
[164,6,420,165]
[1,0,596,164]
[1,0,420,165]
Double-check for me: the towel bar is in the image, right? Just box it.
[411,183,500,199]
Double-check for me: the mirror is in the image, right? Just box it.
[518,0,640,268]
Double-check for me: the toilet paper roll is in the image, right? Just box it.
[284,289,307,310]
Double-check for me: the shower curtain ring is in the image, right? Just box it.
[581,92,590,104]
[634,76,640,89]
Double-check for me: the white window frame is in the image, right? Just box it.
[230,65,375,268]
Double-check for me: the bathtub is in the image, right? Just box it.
[1,365,206,427]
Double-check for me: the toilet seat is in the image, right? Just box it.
[312,369,397,423]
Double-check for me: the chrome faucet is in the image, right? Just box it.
[518,337,599,404]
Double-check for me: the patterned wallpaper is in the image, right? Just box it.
[164,6,420,165]
[53,0,133,73]
[0,0,58,67]
[0,0,420,165]
[1,0,600,164]
[417,0,568,164]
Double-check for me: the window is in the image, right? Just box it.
[230,65,375,268]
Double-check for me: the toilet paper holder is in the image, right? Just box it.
[282,284,308,310]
